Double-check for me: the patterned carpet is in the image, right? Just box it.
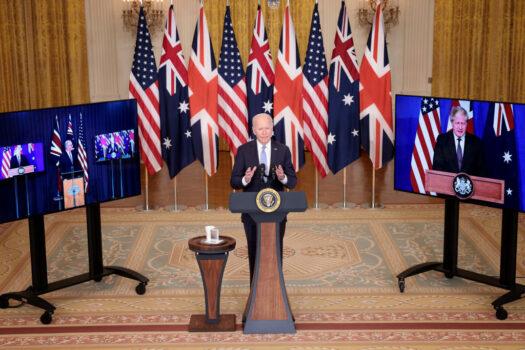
[0,204,525,349]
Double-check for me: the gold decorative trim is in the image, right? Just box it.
[255,188,281,213]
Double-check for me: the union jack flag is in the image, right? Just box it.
[410,97,441,194]
[359,1,394,169]
[447,99,474,133]
[159,4,195,178]
[218,5,248,156]
[327,0,361,174]
[246,4,274,134]
[129,6,162,175]
[302,2,329,177]
[50,115,63,196]
[189,2,219,176]
[1,147,11,179]
[274,0,303,172]
[77,113,89,192]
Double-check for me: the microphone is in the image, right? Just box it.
[258,163,266,180]
[269,164,276,181]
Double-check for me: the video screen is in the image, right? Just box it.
[1,143,45,180]
[0,100,141,223]
[94,129,136,162]
[395,95,525,211]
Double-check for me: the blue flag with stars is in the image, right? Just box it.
[158,5,195,178]
[327,0,361,174]
[482,102,519,209]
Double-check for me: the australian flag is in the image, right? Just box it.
[158,5,195,178]
[246,4,274,135]
[483,102,519,209]
[327,1,360,174]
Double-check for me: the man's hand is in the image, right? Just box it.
[275,165,285,181]
[243,166,257,184]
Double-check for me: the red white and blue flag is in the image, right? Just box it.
[327,0,361,174]
[66,114,74,143]
[302,2,329,177]
[246,4,274,134]
[129,6,162,175]
[50,115,63,196]
[218,4,248,156]
[189,2,219,176]
[159,4,195,178]
[77,113,89,192]
[359,1,394,169]
[274,0,303,172]
[1,147,11,179]
[410,97,441,194]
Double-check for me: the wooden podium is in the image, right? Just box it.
[397,170,524,320]
[229,191,307,334]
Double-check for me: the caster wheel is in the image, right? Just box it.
[444,272,454,279]
[40,311,53,325]
[135,283,146,295]
[398,278,405,293]
[495,307,508,320]
[0,296,8,309]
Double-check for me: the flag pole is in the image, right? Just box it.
[173,177,178,212]
[144,167,150,211]
[205,172,209,210]
[343,168,347,208]
[314,170,319,209]
[363,166,384,209]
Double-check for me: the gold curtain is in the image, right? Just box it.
[432,0,525,102]
[0,0,89,113]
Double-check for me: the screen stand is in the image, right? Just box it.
[110,160,116,199]
[0,203,149,325]
[396,198,525,320]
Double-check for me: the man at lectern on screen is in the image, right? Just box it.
[230,113,297,282]
[9,145,29,169]
[433,106,485,177]
[60,139,81,178]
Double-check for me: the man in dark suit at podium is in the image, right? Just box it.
[230,113,297,282]
[433,106,485,176]
[9,145,29,169]
[61,140,81,178]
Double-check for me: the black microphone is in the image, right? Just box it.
[269,164,276,181]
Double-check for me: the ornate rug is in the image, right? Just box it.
[0,204,524,349]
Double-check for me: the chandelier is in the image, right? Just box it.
[122,0,165,34]
[267,0,280,9]
[357,0,400,33]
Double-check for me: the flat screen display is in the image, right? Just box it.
[94,129,136,162]
[0,99,141,223]
[395,95,525,211]
[1,143,45,180]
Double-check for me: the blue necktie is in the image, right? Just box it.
[260,144,268,176]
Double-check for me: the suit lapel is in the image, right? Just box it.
[447,132,459,173]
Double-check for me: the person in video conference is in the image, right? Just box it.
[61,139,81,177]
[230,113,297,283]
[432,106,485,176]
[9,145,29,169]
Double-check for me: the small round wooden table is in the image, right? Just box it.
[188,235,236,332]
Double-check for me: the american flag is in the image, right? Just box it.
[327,0,360,174]
[50,115,63,195]
[359,2,394,169]
[302,3,329,177]
[66,114,74,143]
[189,2,219,176]
[1,147,11,179]
[410,97,441,194]
[447,99,474,133]
[218,5,248,156]
[129,6,162,175]
[246,4,274,134]
[274,0,303,172]
[159,4,195,178]
[77,113,89,192]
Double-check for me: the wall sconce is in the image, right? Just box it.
[122,0,165,34]
[357,0,400,33]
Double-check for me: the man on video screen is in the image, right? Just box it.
[433,106,485,176]
[9,145,29,169]
[230,113,297,283]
